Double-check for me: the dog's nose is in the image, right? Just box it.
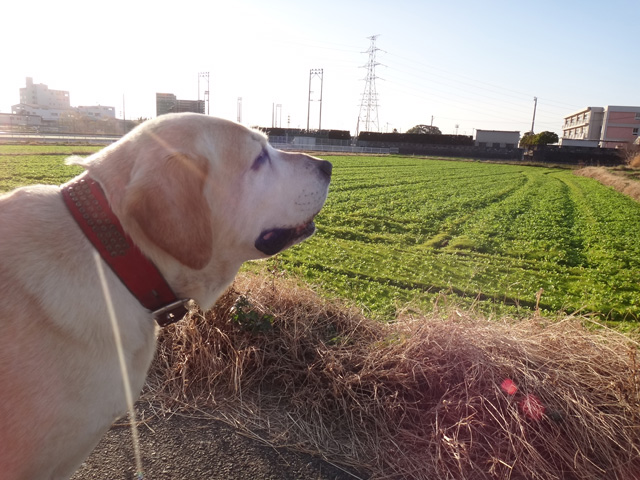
[318,160,332,178]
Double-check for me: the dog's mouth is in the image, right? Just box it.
[255,219,316,256]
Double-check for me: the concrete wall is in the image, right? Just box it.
[524,145,624,166]
[558,138,599,147]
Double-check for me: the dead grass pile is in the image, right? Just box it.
[575,166,640,202]
[148,273,640,479]
[631,155,640,169]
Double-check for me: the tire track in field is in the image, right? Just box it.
[419,170,531,251]
[282,257,552,313]
[326,167,526,244]
[545,172,589,268]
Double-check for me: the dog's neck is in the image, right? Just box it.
[61,173,189,327]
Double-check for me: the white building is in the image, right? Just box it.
[475,130,520,149]
[558,138,600,148]
[561,107,604,143]
[20,77,70,109]
[11,103,68,122]
[12,78,115,123]
[0,112,42,127]
[77,105,116,119]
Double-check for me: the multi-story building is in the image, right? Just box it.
[19,77,70,109]
[562,106,640,148]
[156,93,177,116]
[599,106,640,148]
[561,107,604,143]
[156,93,204,116]
[12,77,116,123]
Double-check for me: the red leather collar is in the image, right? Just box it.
[61,173,189,327]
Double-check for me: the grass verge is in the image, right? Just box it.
[575,166,640,202]
[147,271,640,480]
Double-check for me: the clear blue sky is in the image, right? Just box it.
[2,0,638,136]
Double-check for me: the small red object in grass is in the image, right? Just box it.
[520,394,546,421]
[501,378,518,395]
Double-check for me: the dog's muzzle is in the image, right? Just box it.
[255,221,316,256]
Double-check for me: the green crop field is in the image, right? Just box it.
[271,156,640,321]
[0,146,100,192]
[2,147,639,322]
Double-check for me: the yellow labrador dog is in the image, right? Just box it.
[0,113,331,479]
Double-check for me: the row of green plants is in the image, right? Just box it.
[271,156,640,321]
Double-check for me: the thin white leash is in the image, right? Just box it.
[94,252,145,479]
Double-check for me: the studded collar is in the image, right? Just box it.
[61,173,189,327]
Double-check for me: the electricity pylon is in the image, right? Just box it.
[356,35,381,136]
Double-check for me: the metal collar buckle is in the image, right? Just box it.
[153,299,190,327]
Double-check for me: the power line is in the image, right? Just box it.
[385,52,582,110]
[383,64,571,123]
[383,73,565,129]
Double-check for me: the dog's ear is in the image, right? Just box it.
[123,153,213,270]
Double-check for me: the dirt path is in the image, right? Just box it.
[71,405,365,480]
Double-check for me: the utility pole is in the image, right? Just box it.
[530,96,537,133]
[237,97,242,123]
[356,35,382,136]
[307,68,323,131]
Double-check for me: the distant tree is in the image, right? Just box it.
[519,131,535,147]
[535,131,559,145]
[406,124,442,135]
[520,131,558,147]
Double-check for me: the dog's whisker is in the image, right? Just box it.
[94,252,145,479]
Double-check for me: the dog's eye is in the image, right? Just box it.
[251,150,270,170]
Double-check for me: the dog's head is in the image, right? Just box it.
[245,147,332,257]
[73,113,331,305]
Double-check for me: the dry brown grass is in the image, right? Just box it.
[575,166,640,202]
[147,273,640,479]
[631,155,640,169]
